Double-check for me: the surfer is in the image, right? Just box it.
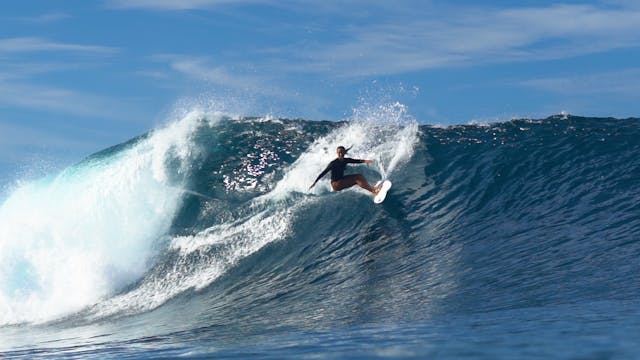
[309,146,380,194]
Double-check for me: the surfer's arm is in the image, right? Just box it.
[309,164,332,190]
[346,158,373,164]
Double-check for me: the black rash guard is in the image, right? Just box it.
[314,158,365,182]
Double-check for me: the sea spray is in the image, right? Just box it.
[274,102,419,197]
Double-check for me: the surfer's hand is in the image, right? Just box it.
[308,182,315,190]
[365,159,373,164]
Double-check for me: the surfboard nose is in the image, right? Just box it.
[374,180,392,204]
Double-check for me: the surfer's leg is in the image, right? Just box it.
[332,174,378,194]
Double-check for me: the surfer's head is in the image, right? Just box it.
[336,146,348,158]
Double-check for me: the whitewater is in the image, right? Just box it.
[0,106,639,359]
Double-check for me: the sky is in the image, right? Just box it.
[1,0,640,184]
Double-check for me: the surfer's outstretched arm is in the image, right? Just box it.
[309,164,332,190]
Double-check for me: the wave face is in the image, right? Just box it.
[0,112,639,356]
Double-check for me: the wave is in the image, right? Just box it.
[0,110,638,332]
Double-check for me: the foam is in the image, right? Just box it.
[0,110,217,325]
[87,204,297,318]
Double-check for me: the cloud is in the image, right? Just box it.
[105,0,415,12]
[0,62,84,81]
[105,1,640,78]
[13,12,72,24]
[0,37,125,117]
[0,35,125,117]
[105,0,264,10]
[0,79,136,120]
[146,54,335,118]
[152,54,288,97]
[520,68,640,96]
[0,37,117,54]
[284,3,640,77]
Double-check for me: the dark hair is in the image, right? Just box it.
[337,145,350,154]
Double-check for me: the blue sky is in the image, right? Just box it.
[1,0,640,183]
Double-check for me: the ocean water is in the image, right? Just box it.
[0,110,639,359]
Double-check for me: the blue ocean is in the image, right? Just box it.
[1,108,639,359]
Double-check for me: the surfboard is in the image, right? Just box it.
[374,180,392,204]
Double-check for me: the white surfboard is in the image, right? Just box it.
[373,180,392,204]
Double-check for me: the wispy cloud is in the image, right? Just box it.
[0,34,125,118]
[112,1,640,78]
[10,12,72,24]
[105,0,411,12]
[105,0,264,10]
[147,54,334,118]
[103,0,640,79]
[0,37,123,117]
[520,68,640,96]
[292,3,640,77]
[0,78,137,120]
[0,62,85,81]
[0,37,117,54]
[152,54,287,97]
